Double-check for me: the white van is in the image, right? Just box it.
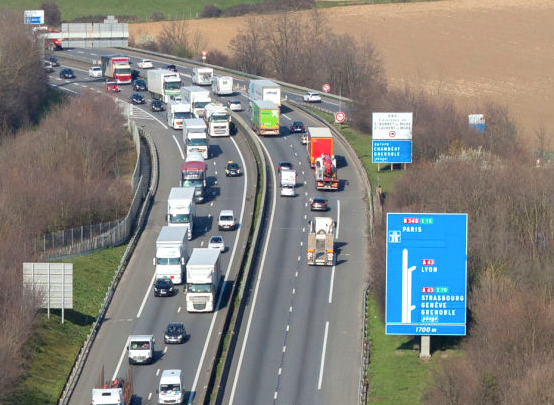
[183,118,208,160]
[128,335,154,364]
[158,369,183,404]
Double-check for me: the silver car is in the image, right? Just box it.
[88,66,102,78]
[208,235,225,252]
[228,99,243,111]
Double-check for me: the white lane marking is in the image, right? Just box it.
[329,265,335,304]
[90,53,97,56]
[297,255,301,261]
[77,50,84,54]
[200,241,204,247]
[336,200,340,239]
[163,346,168,354]
[282,114,291,121]
[229,132,279,405]
[278,368,282,375]
[156,369,160,376]
[289,306,293,312]
[188,130,249,405]
[292,289,295,295]
[318,321,330,390]
[295,271,299,277]
[178,306,182,313]
[148,393,152,400]
[302,227,305,232]
[112,337,130,380]
[274,392,278,399]
[282,346,287,353]
[215,171,218,175]
[300,241,303,246]
[304,214,307,220]
[136,271,158,318]
[172,135,185,159]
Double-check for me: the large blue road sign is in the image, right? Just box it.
[386,213,468,336]
[372,140,412,163]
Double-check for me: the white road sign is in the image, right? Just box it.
[372,112,413,140]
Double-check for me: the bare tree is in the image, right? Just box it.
[41,1,61,26]
[229,18,268,76]
[157,20,191,58]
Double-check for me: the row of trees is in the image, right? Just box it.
[0,10,133,396]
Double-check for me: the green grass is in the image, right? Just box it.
[3,245,128,405]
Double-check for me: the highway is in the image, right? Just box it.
[52,48,368,405]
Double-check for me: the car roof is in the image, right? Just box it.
[220,209,234,216]
[210,235,223,240]
[313,196,327,201]
[293,121,303,125]
[167,322,183,327]
[280,161,291,165]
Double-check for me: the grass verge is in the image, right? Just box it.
[2,245,128,405]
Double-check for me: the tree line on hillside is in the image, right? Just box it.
[0,11,133,397]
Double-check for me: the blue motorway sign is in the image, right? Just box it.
[25,16,42,24]
[386,213,468,335]
[372,140,412,164]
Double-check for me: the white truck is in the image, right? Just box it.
[204,103,231,137]
[248,79,281,107]
[192,67,213,85]
[307,217,335,266]
[183,118,209,160]
[147,69,182,103]
[166,100,194,129]
[185,248,221,312]
[212,75,233,95]
[158,369,183,405]
[167,187,195,240]
[128,335,154,365]
[153,227,188,284]
[280,168,297,197]
[181,86,212,118]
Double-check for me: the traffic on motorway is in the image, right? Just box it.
[48,49,365,405]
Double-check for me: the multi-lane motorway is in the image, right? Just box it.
[52,48,368,405]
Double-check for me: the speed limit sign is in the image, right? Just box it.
[322,83,331,93]
[335,111,346,123]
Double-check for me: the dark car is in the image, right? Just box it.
[225,161,242,177]
[278,161,293,173]
[164,64,177,72]
[289,121,305,133]
[130,93,146,105]
[49,56,60,67]
[151,99,164,112]
[310,197,329,211]
[153,277,174,297]
[164,322,185,344]
[59,68,75,79]
[132,79,147,91]
[131,69,140,81]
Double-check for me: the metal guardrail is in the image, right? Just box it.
[56,122,159,405]
[122,46,354,104]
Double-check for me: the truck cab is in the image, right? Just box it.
[128,334,154,365]
[167,101,194,129]
[158,369,183,405]
[183,118,208,159]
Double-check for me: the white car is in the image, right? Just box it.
[303,91,322,103]
[88,66,102,78]
[218,210,236,231]
[137,59,153,69]
[228,99,243,112]
[208,235,225,252]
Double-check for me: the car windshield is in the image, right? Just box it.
[116,67,131,74]
[210,236,223,243]
[230,101,239,105]
[167,325,182,334]
[130,341,151,350]
[189,138,206,146]
[187,284,213,293]
[211,114,229,122]
[193,101,210,109]
[136,80,145,85]
[175,112,194,119]
[182,179,202,187]
[156,257,180,265]
[313,198,326,203]
[160,384,181,393]
[169,214,189,223]
[156,279,172,287]
[165,81,181,90]
[293,122,302,126]
[92,67,100,71]
[220,215,234,221]
[228,164,238,170]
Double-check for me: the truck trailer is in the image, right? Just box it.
[204,103,230,137]
[147,69,181,103]
[250,99,280,136]
[307,217,335,266]
[186,248,221,312]
[183,118,209,159]
[153,227,188,284]
[212,76,233,96]
[101,55,132,84]
[167,187,195,240]
[248,79,281,107]
[192,67,213,86]
[181,86,211,117]
[181,152,207,204]
[307,127,334,167]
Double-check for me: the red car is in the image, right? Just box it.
[106,81,121,93]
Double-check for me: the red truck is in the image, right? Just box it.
[314,154,339,191]
[307,127,334,168]
[101,55,132,84]
[181,155,207,203]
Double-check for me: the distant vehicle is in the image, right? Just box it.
[289,121,305,133]
[88,66,102,78]
[248,79,281,106]
[147,69,181,103]
[225,161,241,177]
[192,67,213,86]
[158,370,183,405]
[153,277,175,297]
[151,99,164,112]
[128,335,154,364]
[59,68,75,79]
[164,322,185,344]
[49,56,59,67]
[132,79,147,91]
[105,81,121,93]
[137,59,154,69]
[212,75,233,95]
[310,196,329,211]
[207,235,225,252]
[130,93,145,105]
[101,55,132,84]
[218,210,236,231]
[278,161,293,173]
[303,91,322,103]
[250,99,280,136]
[301,133,308,144]
[42,60,54,73]
[280,168,297,197]
[131,69,140,81]
[307,217,334,266]
[164,64,177,72]
[228,99,243,112]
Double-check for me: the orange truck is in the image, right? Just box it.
[307,127,333,168]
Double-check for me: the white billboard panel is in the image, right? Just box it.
[24,10,44,25]
[372,112,413,140]
[23,262,73,309]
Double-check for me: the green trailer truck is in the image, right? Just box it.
[250,99,280,136]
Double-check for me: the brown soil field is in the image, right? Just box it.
[131,0,554,146]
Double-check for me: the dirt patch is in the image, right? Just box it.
[131,0,554,145]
